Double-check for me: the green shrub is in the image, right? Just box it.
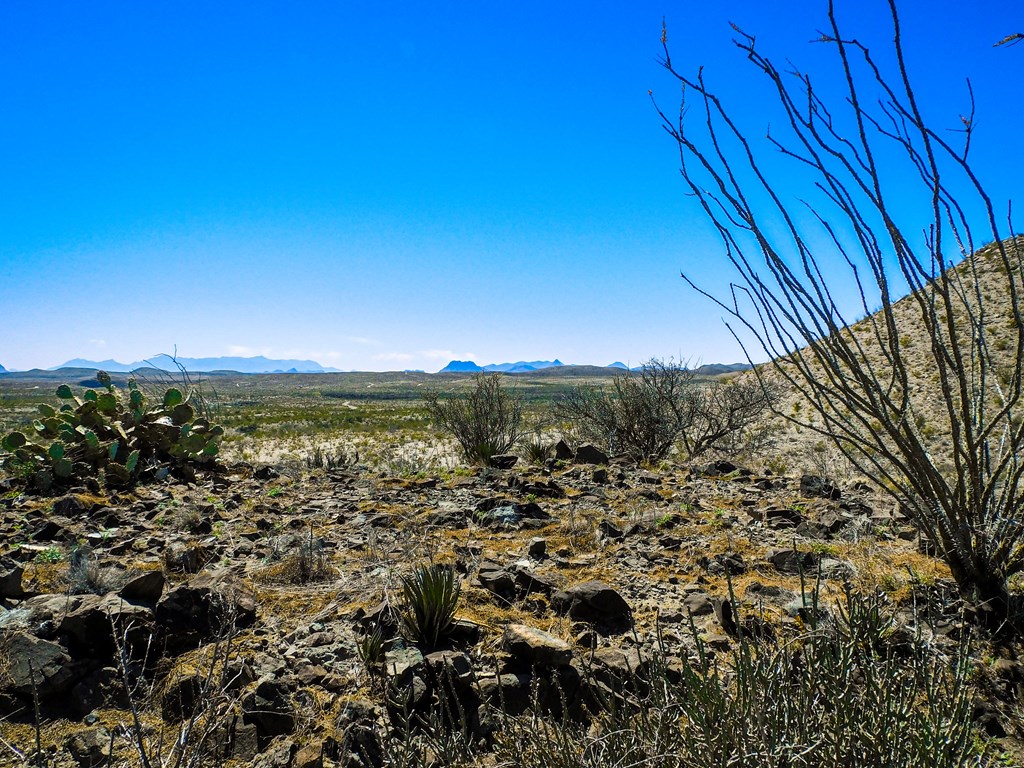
[399,563,461,648]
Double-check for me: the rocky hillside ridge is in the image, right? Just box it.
[753,236,1024,477]
[0,445,1020,765]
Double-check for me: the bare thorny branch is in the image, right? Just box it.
[653,0,1024,614]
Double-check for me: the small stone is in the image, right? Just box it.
[527,537,547,559]
[800,474,841,499]
[64,727,111,768]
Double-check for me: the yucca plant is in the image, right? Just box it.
[520,433,553,465]
[399,563,461,648]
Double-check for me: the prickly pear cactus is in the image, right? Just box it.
[0,371,223,492]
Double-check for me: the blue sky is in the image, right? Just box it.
[1,1,1021,372]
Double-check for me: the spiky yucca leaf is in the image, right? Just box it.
[400,563,461,648]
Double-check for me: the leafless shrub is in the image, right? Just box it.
[112,600,247,768]
[555,359,776,463]
[655,1,1024,623]
[424,373,525,466]
[679,376,782,460]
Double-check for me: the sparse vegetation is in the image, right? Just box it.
[0,367,1018,766]
[555,358,775,462]
[494,590,990,768]
[424,372,525,466]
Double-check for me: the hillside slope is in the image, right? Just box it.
[763,235,1024,479]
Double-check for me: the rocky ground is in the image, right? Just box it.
[1,443,1022,767]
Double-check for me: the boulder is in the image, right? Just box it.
[551,581,632,627]
[59,594,153,658]
[119,570,165,603]
[155,570,256,653]
[502,624,572,667]
[1,631,78,697]
[489,454,518,469]
[574,444,609,465]
[553,440,574,461]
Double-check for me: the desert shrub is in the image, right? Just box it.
[555,359,693,462]
[65,544,114,595]
[0,371,223,492]
[492,588,991,768]
[304,442,357,471]
[424,373,524,466]
[678,376,781,460]
[519,430,554,464]
[555,359,775,463]
[656,1,1024,621]
[399,563,461,648]
[259,525,334,584]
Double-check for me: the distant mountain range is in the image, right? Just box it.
[439,360,566,374]
[438,359,751,375]
[2,355,752,376]
[51,355,336,374]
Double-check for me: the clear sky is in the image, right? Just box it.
[1,1,1021,372]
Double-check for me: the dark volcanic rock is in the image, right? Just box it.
[551,581,632,627]
[119,570,166,603]
[574,444,609,465]
[800,474,841,500]
[769,548,820,575]
[553,439,574,461]
[155,570,256,653]
[1,631,78,698]
[243,677,296,740]
[489,454,518,469]
[0,556,28,599]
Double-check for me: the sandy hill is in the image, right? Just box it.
[762,235,1024,479]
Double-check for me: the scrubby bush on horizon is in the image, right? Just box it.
[0,370,223,492]
[554,358,776,463]
[424,372,525,466]
[655,1,1024,625]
